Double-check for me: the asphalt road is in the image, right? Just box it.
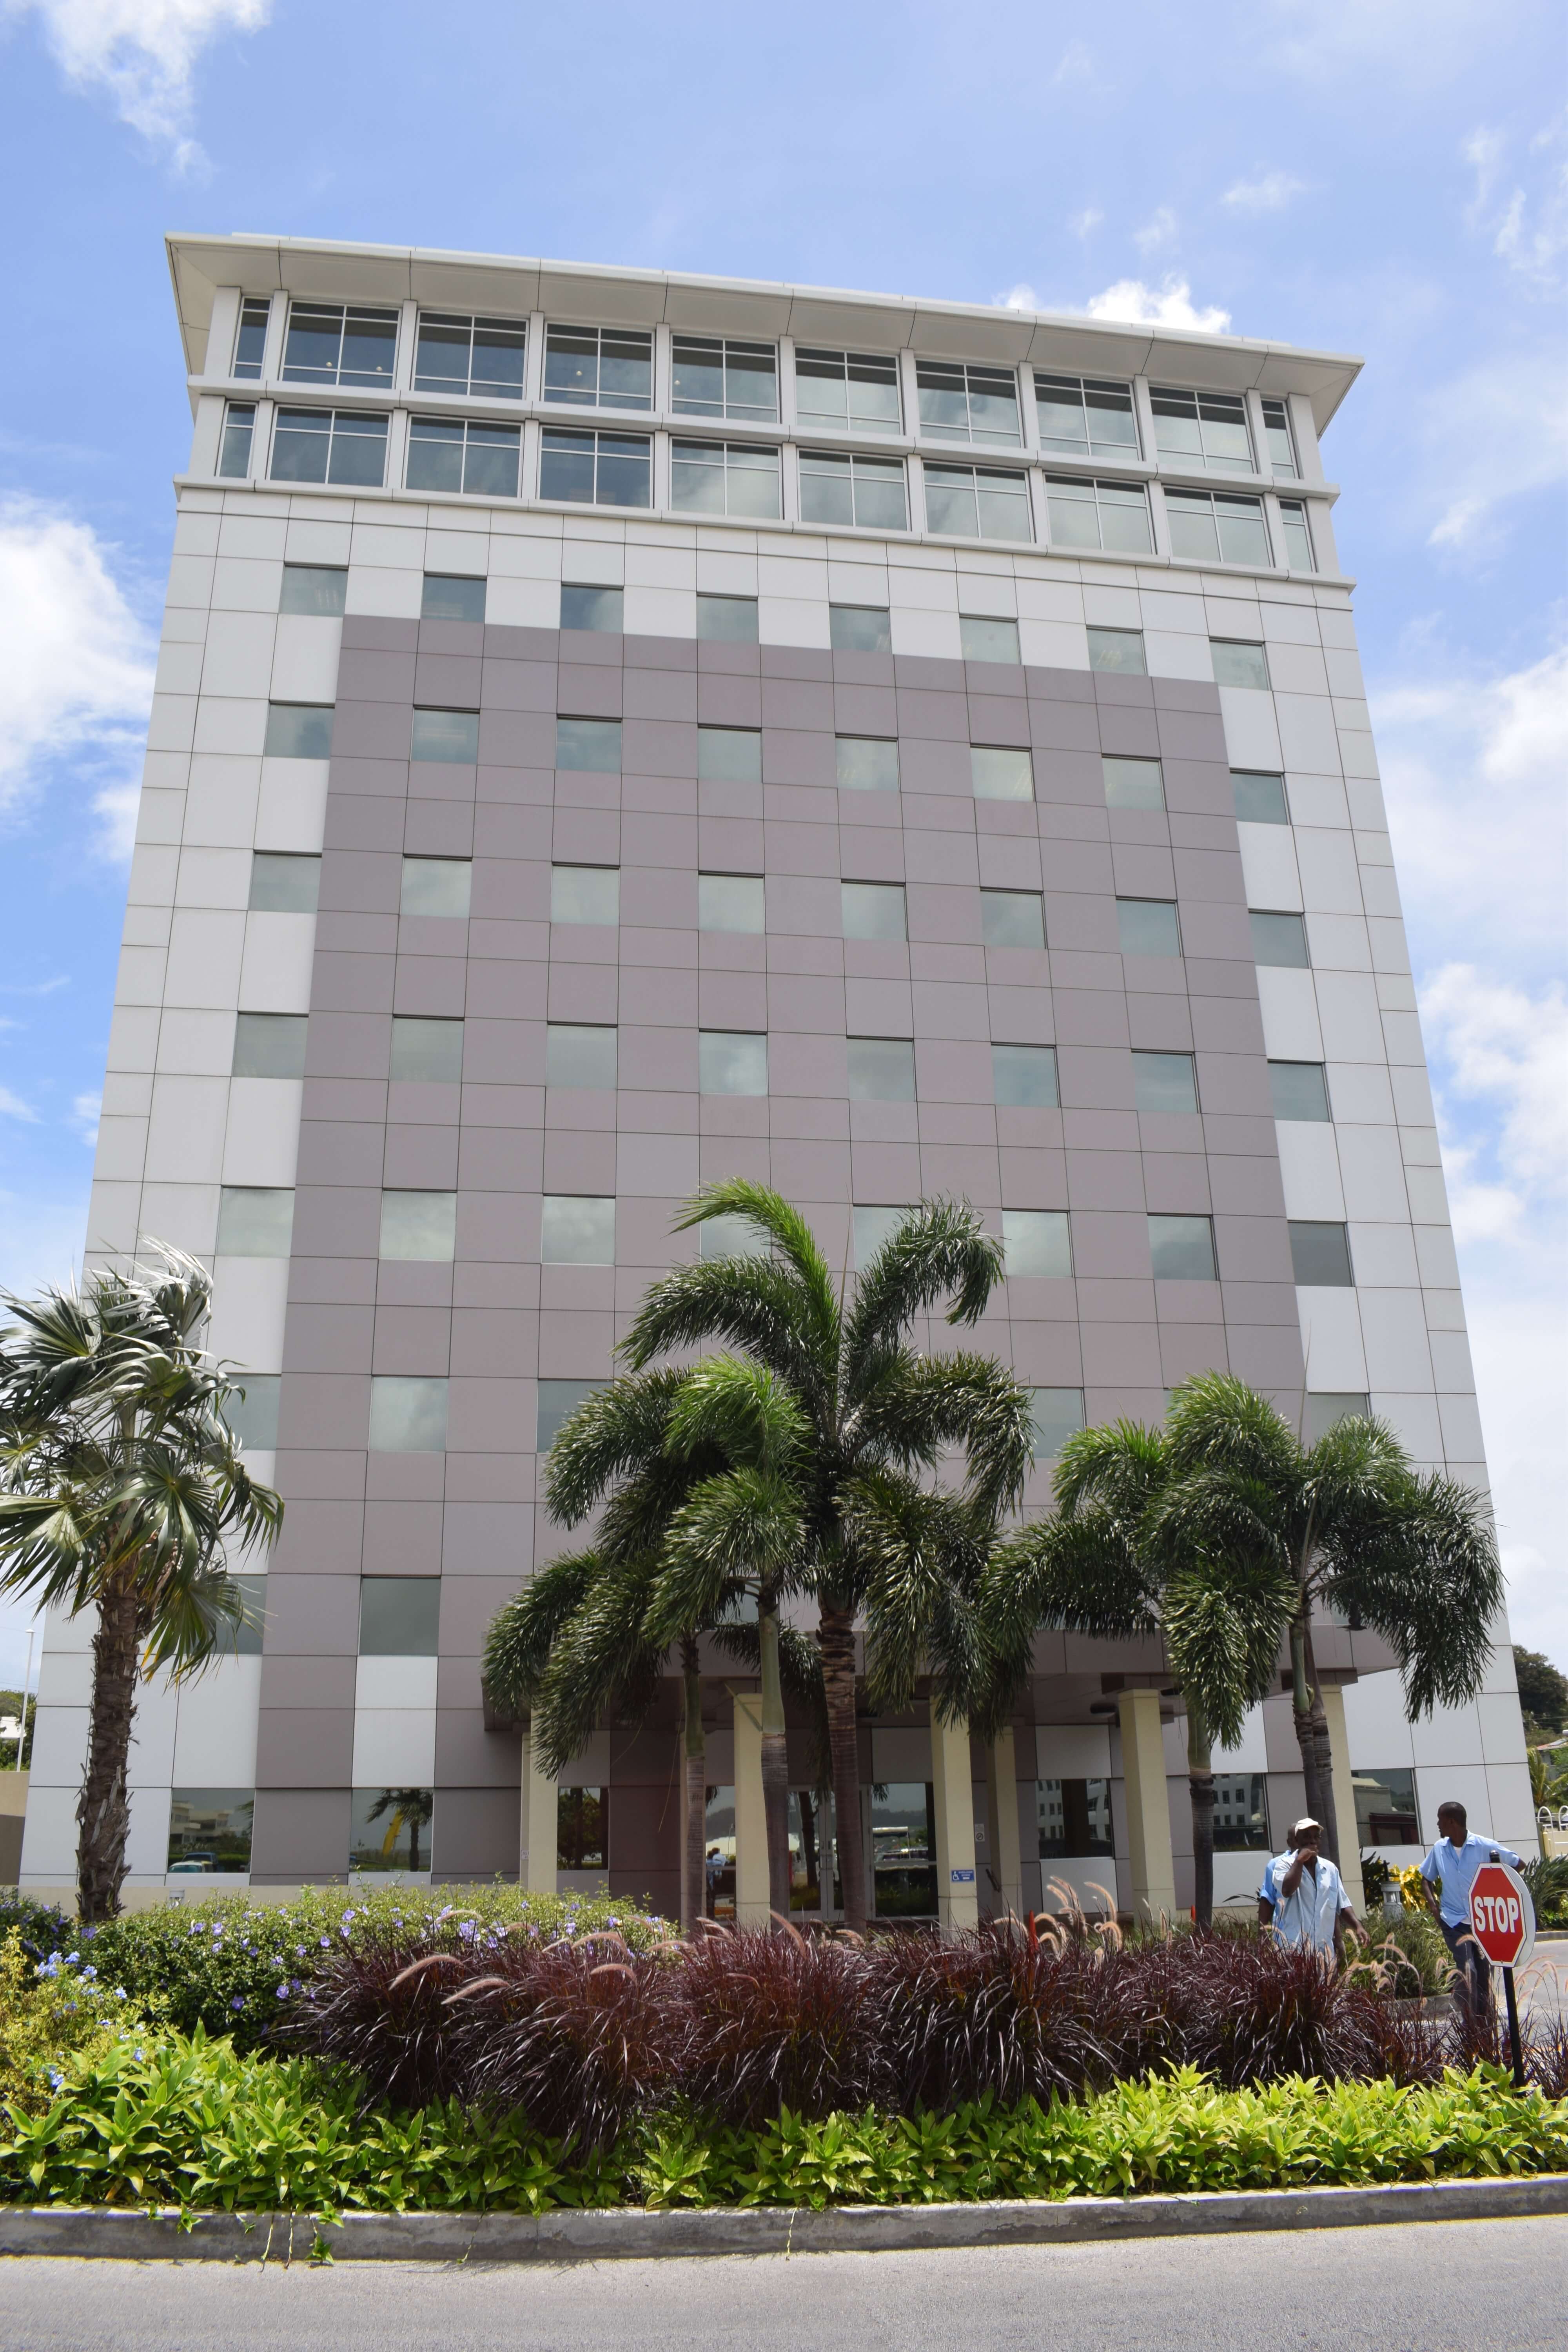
[3,2219,1564,2352]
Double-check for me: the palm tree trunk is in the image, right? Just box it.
[1186,1701,1216,1931]
[1301,1619,1339,1865]
[680,1635,706,1934]
[758,1600,792,1921]
[818,1602,866,1936]
[77,1575,141,1924]
[1288,1611,1326,1827]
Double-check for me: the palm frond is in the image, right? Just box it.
[854,1352,1034,1519]
[541,1369,689,1527]
[1321,1471,1502,1716]
[841,1197,1004,1384]
[1163,1371,1299,1486]
[617,1258,830,1405]
[1162,1556,1294,1750]
[481,1550,606,1718]
[664,1356,811,1479]
[670,1181,839,1357]
[1054,1419,1167,1519]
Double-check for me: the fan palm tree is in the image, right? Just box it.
[617,1183,1034,1936]
[0,1248,282,1922]
[366,1786,435,1875]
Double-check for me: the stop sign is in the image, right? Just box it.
[1468,1861,1535,1969]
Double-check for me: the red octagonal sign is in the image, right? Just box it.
[1468,1861,1535,1969]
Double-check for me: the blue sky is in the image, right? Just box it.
[0,0,1563,1687]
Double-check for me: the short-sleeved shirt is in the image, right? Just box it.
[1419,1833,1523,1928]
[1259,1847,1349,1951]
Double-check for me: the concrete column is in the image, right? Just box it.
[1118,1688,1177,1926]
[985,1728,1024,1917]
[519,1729,557,1896]
[930,1695,978,1933]
[1319,1684,1366,1915]
[730,1686,770,1928]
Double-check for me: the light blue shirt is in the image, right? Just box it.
[1259,1847,1349,1951]
[1420,1832,1523,1928]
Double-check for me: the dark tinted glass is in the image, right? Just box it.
[359,1577,441,1655]
[1269,1061,1330,1121]
[421,575,486,622]
[829,605,891,653]
[1289,1221,1354,1287]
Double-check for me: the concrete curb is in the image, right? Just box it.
[3,2173,1568,2262]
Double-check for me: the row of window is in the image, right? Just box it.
[231,297,1305,475]
[219,404,1317,564]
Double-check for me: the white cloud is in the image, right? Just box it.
[1084,276,1231,334]
[995,282,1042,313]
[1416,347,1567,552]
[70,1090,102,1147]
[4,0,269,167]
[1069,207,1103,239]
[0,1087,38,1123]
[0,497,154,853]
[1223,171,1306,212]
[1420,967,1568,1244]
[1463,118,1568,293]
[1050,40,1094,87]
[1133,207,1178,256]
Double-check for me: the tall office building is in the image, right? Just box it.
[19,234,1532,1919]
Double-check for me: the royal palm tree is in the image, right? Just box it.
[0,1249,281,1922]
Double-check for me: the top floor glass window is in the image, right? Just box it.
[1034,374,1139,460]
[1150,386,1253,474]
[915,360,1021,445]
[544,324,653,411]
[232,296,271,379]
[671,336,777,423]
[1260,397,1299,476]
[414,312,527,399]
[280,301,398,391]
[794,348,902,434]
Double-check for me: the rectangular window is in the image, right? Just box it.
[1087,626,1147,676]
[350,1788,435,1875]
[422,574,486,624]
[1148,1214,1217,1280]
[993,1042,1058,1107]
[232,295,271,379]
[1232,768,1289,824]
[216,1186,294,1256]
[1278,499,1315,571]
[546,1024,617,1089]
[1289,1221,1354,1287]
[670,439,780,520]
[248,851,320,912]
[981,890,1045,949]
[1045,475,1153,554]
[960,615,1020,665]
[279,563,347,616]
[281,301,398,390]
[923,463,1031,542]
[1165,488,1272,566]
[829,604,890,654]
[1117,898,1181,957]
[699,873,764,933]
[263,702,334,759]
[1103,756,1164,810]
[1269,1060,1330,1122]
[168,1789,255,1876]
[411,708,478,764]
[359,1576,441,1655]
[848,1037,915,1102]
[557,1786,608,1871]
[390,1016,463,1082]
[698,726,762,783]
[543,324,652,410]
[835,737,898,791]
[1250,909,1309,967]
[671,336,777,422]
[560,583,623,633]
[798,448,908,530]
[369,1376,448,1452]
[1214,1773,1271,1853]
[225,1373,279,1452]
[870,1782,936,1918]
[795,347,902,434]
[379,1191,457,1261]
[1134,1051,1198,1114]
[401,853,473,914]
[538,427,652,508]
[407,416,520,499]
[218,402,255,479]
[1212,639,1272,689]
[853,1205,911,1265]
[971,745,1034,801]
[700,1215,755,1261]
[1150,385,1254,473]
[1003,1209,1072,1278]
[1260,397,1299,477]
[1029,1388,1087,1459]
[1352,1765,1419,1849]
[541,1196,615,1265]
[915,360,1020,444]
[841,881,906,941]
[537,1378,601,1453]
[697,592,758,643]
[232,1013,307,1079]
[555,717,622,772]
[414,311,528,400]
[551,865,619,924]
[270,408,388,488]
[1036,1776,1114,1857]
[700,1031,768,1096]
[1035,373,1140,459]
[1308,1392,1371,1445]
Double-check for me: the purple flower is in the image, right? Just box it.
[276,1985,290,1999]
[230,1996,245,2010]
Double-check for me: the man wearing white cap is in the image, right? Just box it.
[1257,1817,1360,1956]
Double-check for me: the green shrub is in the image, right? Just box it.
[1350,1909,1453,2000]
[0,1895,72,1964]
[0,1933,142,2117]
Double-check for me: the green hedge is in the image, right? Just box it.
[2,2029,1564,2214]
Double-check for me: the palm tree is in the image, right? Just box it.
[618,1183,1034,1936]
[366,1786,435,1875]
[0,1248,282,1922]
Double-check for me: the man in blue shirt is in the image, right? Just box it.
[1258,1817,1359,1956]
[1420,1801,1524,2016]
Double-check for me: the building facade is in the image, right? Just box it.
[19,234,1533,1920]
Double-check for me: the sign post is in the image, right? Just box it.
[1467,1855,1535,2088]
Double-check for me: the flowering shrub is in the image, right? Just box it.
[0,1931,142,2116]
